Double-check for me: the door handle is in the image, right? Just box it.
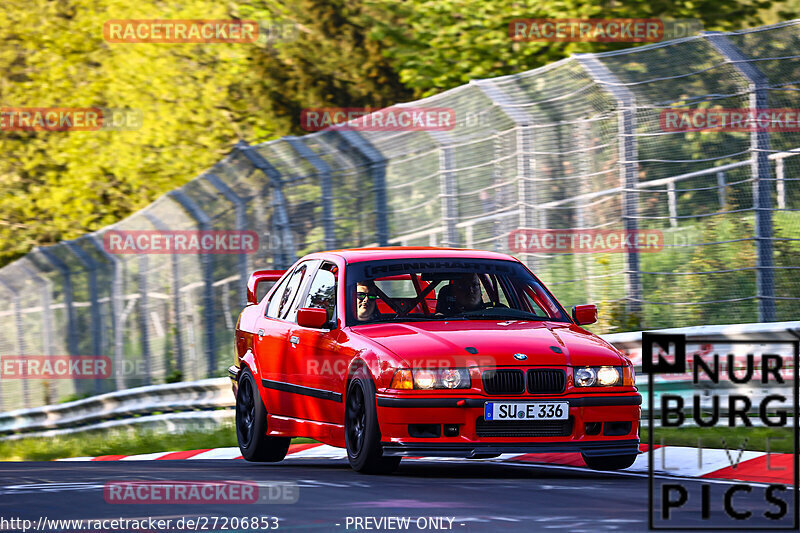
[257,329,265,339]
[290,335,300,346]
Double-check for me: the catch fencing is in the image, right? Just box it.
[0,22,799,409]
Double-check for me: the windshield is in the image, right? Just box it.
[345,258,570,326]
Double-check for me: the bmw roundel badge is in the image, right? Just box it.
[513,353,528,361]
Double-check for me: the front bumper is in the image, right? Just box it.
[376,392,641,454]
[376,395,641,409]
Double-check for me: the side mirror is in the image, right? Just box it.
[572,304,597,325]
[246,270,285,305]
[297,307,329,329]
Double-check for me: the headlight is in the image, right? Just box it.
[574,367,596,387]
[597,366,621,386]
[389,368,471,390]
[440,368,464,389]
[573,366,623,387]
[414,369,437,389]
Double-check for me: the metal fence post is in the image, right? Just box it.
[667,181,678,229]
[21,264,55,402]
[36,247,84,398]
[577,55,643,317]
[138,254,151,385]
[429,131,459,248]
[88,235,125,391]
[335,131,390,246]
[285,137,337,250]
[706,32,775,322]
[492,134,509,252]
[0,277,26,408]
[205,173,251,303]
[65,241,103,395]
[576,123,597,303]
[236,141,297,266]
[717,171,727,207]
[473,80,540,266]
[143,213,186,380]
[36,248,80,356]
[168,190,216,377]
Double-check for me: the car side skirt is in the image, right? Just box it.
[266,414,346,448]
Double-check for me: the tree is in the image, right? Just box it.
[0,0,262,265]
[367,0,772,98]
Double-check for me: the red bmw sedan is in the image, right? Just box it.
[230,248,640,474]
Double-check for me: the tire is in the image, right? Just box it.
[582,453,638,471]
[236,368,291,462]
[345,371,401,474]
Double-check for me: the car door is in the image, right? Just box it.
[255,260,316,417]
[287,261,347,425]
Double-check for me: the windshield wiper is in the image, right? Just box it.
[361,316,451,324]
[453,308,545,321]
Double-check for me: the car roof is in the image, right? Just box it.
[305,247,521,264]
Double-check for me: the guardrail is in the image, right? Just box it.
[0,321,797,440]
[0,377,232,440]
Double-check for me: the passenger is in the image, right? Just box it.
[355,280,380,322]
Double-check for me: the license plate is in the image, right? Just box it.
[484,402,568,421]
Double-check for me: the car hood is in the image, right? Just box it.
[351,320,624,368]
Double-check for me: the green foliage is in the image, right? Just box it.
[643,425,794,453]
[236,0,414,136]
[0,0,262,266]
[367,0,772,98]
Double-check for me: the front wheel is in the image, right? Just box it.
[582,453,638,471]
[236,368,291,462]
[345,372,401,474]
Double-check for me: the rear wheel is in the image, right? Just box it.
[345,371,401,474]
[582,453,638,471]
[236,368,291,462]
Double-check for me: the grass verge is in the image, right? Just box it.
[641,426,794,453]
[0,425,315,461]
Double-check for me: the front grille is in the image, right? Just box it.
[482,370,525,395]
[476,416,574,437]
[527,369,566,394]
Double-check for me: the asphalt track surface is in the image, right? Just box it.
[0,457,796,533]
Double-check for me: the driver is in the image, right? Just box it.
[452,273,484,312]
[355,280,380,322]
